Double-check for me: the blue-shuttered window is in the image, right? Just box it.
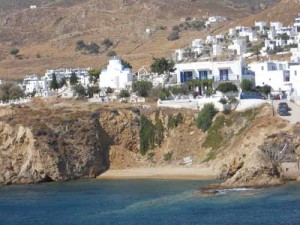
[199,71,208,80]
[219,69,229,81]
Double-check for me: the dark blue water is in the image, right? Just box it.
[0,180,299,225]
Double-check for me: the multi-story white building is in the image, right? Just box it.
[248,61,292,92]
[289,64,300,104]
[255,21,267,32]
[175,60,252,85]
[22,75,50,97]
[99,57,133,89]
[228,38,247,56]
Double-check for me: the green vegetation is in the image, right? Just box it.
[121,59,132,69]
[69,72,78,85]
[75,40,100,54]
[167,30,180,41]
[101,38,113,48]
[217,82,238,93]
[50,73,59,90]
[202,115,226,161]
[0,82,24,102]
[132,80,153,97]
[241,79,253,92]
[119,89,130,98]
[10,48,19,56]
[256,85,271,97]
[140,115,155,155]
[106,50,117,57]
[72,84,86,98]
[167,113,183,129]
[196,103,218,132]
[88,68,101,83]
[155,118,164,147]
[106,87,114,94]
[150,57,175,75]
[163,151,173,161]
[87,85,100,98]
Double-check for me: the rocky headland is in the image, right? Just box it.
[0,99,299,188]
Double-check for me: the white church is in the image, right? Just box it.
[99,57,133,89]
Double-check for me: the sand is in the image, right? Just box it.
[97,167,217,180]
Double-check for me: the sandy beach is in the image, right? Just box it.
[97,167,217,180]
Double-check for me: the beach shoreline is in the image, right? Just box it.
[97,167,218,180]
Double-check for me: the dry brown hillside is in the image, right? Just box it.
[0,0,283,79]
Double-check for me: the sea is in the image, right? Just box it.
[0,179,299,225]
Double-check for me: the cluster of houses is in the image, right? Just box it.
[1,14,299,106]
[173,14,300,61]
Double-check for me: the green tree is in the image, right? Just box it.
[106,87,114,94]
[70,72,79,86]
[121,59,132,69]
[107,50,117,57]
[10,48,19,56]
[150,57,175,75]
[59,77,66,88]
[132,80,153,97]
[119,89,130,98]
[241,79,253,92]
[102,38,113,48]
[167,30,180,41]
[155,118,164,147]
[72,84,86,98]
[196,103,218,132]
[256,85,271,97]
[50,73,59,90]
[87,85,100,98]
[217,82,238,93]
[0,82,24,102]
[140,115,155,155]
[88,68,101,83]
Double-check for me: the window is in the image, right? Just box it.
[295,71,298,76]
[261,66,264,70]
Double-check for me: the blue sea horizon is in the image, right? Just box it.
[0,179,299,225]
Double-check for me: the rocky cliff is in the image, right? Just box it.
[0,100,299,187]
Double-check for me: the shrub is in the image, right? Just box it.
[75,40,86,51]
[70,72,78,85]
[241,79,253,92]
[196,103,218,132]
[168,113,183,129]
[167,30,179,41]
[219,98,227,105]
[86,42,100,54]
[0,82,24,102]
[119,89,130,98]
[106,87,114,94]
[10,48,19,56]
[132,80,153,97]
[101,38,113,48]
[72,84,86,98]
[140,115,155,155]
[217,82,238,93]
[107,50,117,57]
[163,151,173,161]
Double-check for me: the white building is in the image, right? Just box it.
[291,46,300,63]
[294,13,300,33]
[175,60,252,85]
[248,61,292,92]
[255,21,267,32]
[289,64,300,104]
[173,49,185,62]
[238,26,257,42]
[212,44,223,57]
[228,38,247,56]
[99,57,133,89]
[22,75,50,97]
[270,22,283,32]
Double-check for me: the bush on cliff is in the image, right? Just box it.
[140,115,155,155]
[196,103,218,132]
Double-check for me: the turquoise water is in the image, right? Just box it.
[0,180,300,225]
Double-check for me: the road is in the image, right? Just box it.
[272,100,300,124]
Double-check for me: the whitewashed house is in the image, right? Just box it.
[175,60,252,85]
[99,57,133,89]
[173,48,185,62]
[291,46,300,63]
[228,38,247,56]
[248,61,292,92]
[288,64,300,104]
[212,44,223,57]
[294,13,300,33]
[255,21,267,32]
[238,26,257,42]
[22,75,50,97]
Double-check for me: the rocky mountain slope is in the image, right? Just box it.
[0,99,299,186]
[0,0,280,79]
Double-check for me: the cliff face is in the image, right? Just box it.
[0,107,111,184]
